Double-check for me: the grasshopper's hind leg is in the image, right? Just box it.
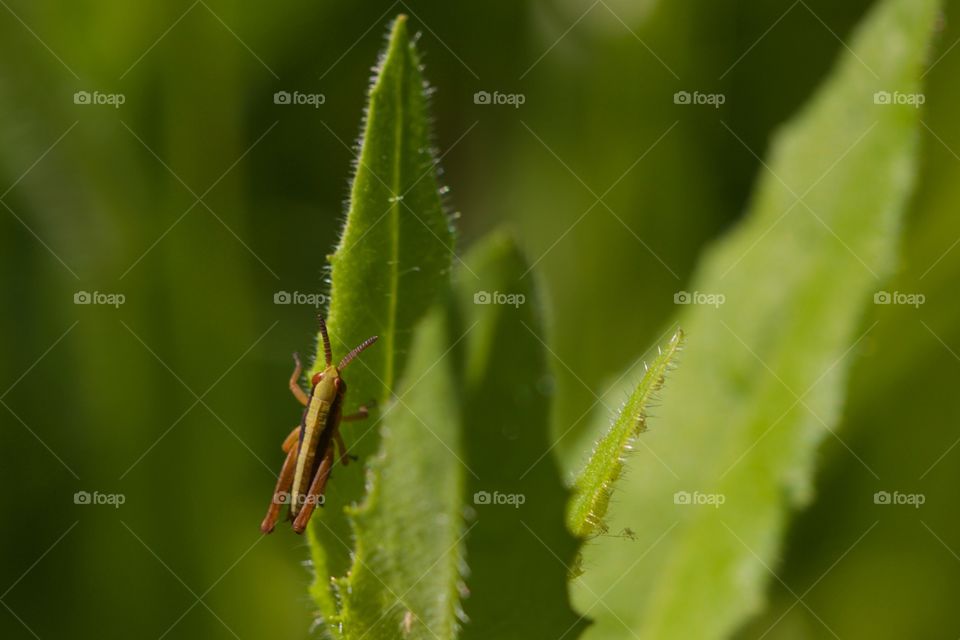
[280,425,300,452]
[292,445,335,534]
[260,426,301,534]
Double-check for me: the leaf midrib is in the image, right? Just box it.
[384,43,405,396]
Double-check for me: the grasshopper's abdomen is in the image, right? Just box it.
[290,370,341,517]
[291,403,330,515]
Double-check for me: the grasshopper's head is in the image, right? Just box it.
[310,365,341,401]
[310,365,339,388]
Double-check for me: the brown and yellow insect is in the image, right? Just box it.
[261,316,377,534]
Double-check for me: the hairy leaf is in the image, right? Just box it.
[305,14,454,629]
[567,330,683,545]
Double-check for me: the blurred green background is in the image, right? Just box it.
[1,1,958,638]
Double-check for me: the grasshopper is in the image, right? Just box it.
[261,316,377,534]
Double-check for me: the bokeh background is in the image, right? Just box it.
[1,1,958,638]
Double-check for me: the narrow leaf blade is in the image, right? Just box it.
[567,330,683,543]
[315,13,452,416]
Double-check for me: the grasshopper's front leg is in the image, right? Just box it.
[340,405,370,422]
[289,353,309,407]
[260,426,301,534]
[292,445,335,534]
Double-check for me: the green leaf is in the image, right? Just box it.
[338,304,466,640]
[567,330,683,544]
[454,232,587,640]
[575,0,940,638]
[305,14,454,629]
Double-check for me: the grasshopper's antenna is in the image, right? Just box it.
[317,315,333,367]
[339,335,378,370]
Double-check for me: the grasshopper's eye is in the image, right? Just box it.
[311,372,323,387]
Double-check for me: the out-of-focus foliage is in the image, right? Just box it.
[2,0,959,639]
[452,233,585,640]
[573,0,940,638]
